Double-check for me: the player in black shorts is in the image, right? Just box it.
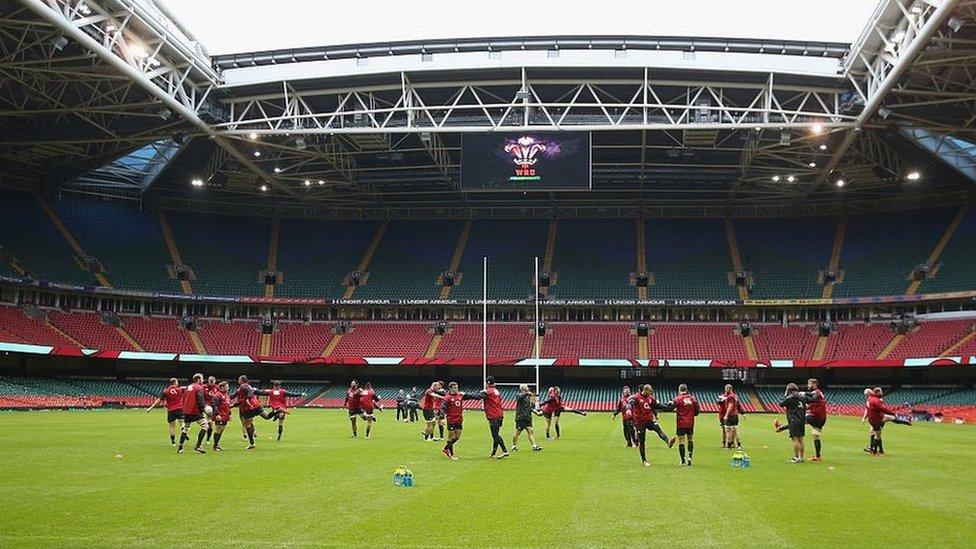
[512,384,542,452]
[774,383,818,463]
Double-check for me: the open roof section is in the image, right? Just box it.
[162,0,879,56]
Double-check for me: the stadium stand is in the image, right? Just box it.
[0,192,94,286]
[434,323,535,358]
[543,323,635,359]
[833,210,949,297]
[120,316,195,354]
[355,221,461,300]
[52,197,178,292]
[197,320,262,356]
[644,218,736,300]
[752,324,820,360]
[329,322,432,358]
[275,220,378,299]
[548,220,635,299]
[47,311,136,351]
[736,217,835,298]
[821,322,896,360]
[918,209,976,294]
[648,324,748,359]
[450,220,548,300]
[271,322,335,356]
[0,305,78,347]
[166,211,269,296]
[887,319,975,359]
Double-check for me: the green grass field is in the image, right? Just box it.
[1,410,973,548]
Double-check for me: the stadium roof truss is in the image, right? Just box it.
[1,0,975,216]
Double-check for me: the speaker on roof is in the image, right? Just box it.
[261,317,275,334]
[441,272,456,287]
[634,272,650,288]
[335,321,353,335]
[635,322,649,337]
[738,323,752,337]
[434,321,450,336]
[180,315,198,331]
[538,272,552,288]
[818,322,833,337]
[536,322,548,337]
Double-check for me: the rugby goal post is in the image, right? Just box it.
[482,256,541,395]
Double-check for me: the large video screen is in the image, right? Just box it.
[460,132,591,191]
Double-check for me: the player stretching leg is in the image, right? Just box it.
[232,375,275,450]
[539,386,587,440]
[211,381,233,451]
[344,380,365,437]
[669,384,700,466]
[178,373,210,454]
[512,384,542,452]
[420,381,445,441]
[719,384,746,449]
[464,376,509,459]
[862,387,911,455]
[612,386,637,448]
[358,382,382,439]
[266,380,305,441]
[776,378,828,461]
[628,384,676,467]
[147,377,185,445]
[774,383,818,463]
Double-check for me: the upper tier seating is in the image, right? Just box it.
[329,323,432,357]
[549,220,635,299]
[752,324,819,360]
[648,324,748,359]
[821,322,894,360]
[0,192,93,286]
[120,316,195,354]
[450,220,548,300]
[0,306,77,347]
[434,323,535,358]
[543,323,635,359]
[736,217,835,299]
[167,211,269,297]
[271,322,335,356]
[275,220,377,299]
[48,312,136,351]
[887,320,974,360]
[644,218,736,300]
[197,320,261,356]
[53,197,178,292]
[356,221,461,300]
[833,210,948,297]
[918,209,976,294]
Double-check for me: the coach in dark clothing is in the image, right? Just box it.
[778,383,817,463]
[512,384,542,451]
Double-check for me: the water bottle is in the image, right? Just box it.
[403,470,413,487]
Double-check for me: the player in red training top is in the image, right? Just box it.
[670,384,700,466]
[538,386,587,440]
[462,376,509,459]
[627,384,676,467]
[343,380,366,438]
[266,380,305,441]
[439,381,484,460]
[147,377,185,445]
[421,381,445,441]
[211,381,233,451]
[718,384,746,449]
[862,387,911,455]
[178,373,210,454]
[612,386,637,448]
[775,378,828,461]
[357,382,383,439]
[231,375,275,449]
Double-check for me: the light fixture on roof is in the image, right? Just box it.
[514,87,531,101]
[808,162,817,168]
[906,170,921,181]
[772,175,781,182]
[295,137,307,151]
[130,44,148,59]
[811,122,824,134]
[77,2,91,15]
[52,35,69,51]
[248,132,258,140]
[259,184,268,192]
[835,178,846,188]
[787,175,796,183]
[106,24,117,33]
[304,180,311,187]
[252,150,261,157]
[273,167,282,174]
[819,144,827,151]
[317,180,325,186]
[948,16,964,33]
[190,178,204,187]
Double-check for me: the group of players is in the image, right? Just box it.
[147,373,303,453]
[148,374,912,465]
